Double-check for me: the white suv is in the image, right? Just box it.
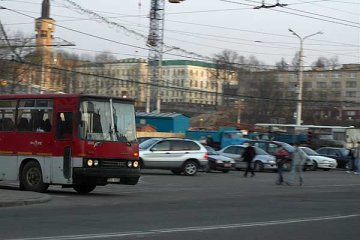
[139,138,208,176]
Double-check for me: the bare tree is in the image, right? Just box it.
[276,57,289,70]
[312,57,330,70]
[0,23,41,93]
[94,51,117,63]
[291,51,300,71]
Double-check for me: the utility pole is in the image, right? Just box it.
[288,29,323,125]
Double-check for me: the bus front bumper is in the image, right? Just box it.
[73,167,141,185]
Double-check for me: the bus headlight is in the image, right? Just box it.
[87,159,94,167]
[93,160,99,166]
[133,161,139,168]
[127,161,133,168]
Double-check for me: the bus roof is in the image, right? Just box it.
[0,93,134,103]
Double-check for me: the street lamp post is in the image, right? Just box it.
[288,29,323,125]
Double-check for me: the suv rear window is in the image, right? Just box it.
[171,140,200,151]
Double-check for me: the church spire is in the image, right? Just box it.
[41,0,50,19]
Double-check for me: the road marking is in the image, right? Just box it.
[9,214,360,240]
[303,183,360,188]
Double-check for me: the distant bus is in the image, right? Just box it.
[0,94,140,193]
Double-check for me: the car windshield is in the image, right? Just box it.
[275,142,295,153]
[139,138,160,150]
[223,131,243,139]
[318,134,333,140]
[254,146,269,155]
[205,146,219,155]
[340,148,350,156]
[301,147,319,156]
[78,98,136,142]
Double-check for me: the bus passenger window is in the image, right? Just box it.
[56,112,73,139]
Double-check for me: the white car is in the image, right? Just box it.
[217,145,277,172]
[139,138,208,176]
[300,147,338,171]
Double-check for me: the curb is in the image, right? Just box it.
[0,192,52,208]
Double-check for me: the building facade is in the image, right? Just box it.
[268,64,360,122]
[73,59,226,110]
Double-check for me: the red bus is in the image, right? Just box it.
[0,94,140,193]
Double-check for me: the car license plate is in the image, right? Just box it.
[224,163,231,167]
[107,178,121,183]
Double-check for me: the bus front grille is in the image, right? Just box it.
[101,160,127,168]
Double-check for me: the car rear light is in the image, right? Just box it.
[204,153,208,159]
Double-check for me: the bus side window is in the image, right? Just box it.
[56,112,73,139]
[2,118,14,131]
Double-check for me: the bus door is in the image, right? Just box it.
[54,111,73,182]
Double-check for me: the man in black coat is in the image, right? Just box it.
[242,143,256,177]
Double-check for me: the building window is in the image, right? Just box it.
[346,111,356,116]
[349,73,357,78]
[317,73,325,78]
[346,81,357,88]
[332,82,341,88]
[332,91,341,97]
[317,82,327,88]
[345,91,356,97]
[303,82,312,88]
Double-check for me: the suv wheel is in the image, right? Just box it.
[254,161,264,172]
[183,160,198,176]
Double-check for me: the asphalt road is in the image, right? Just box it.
[0,169,359,240]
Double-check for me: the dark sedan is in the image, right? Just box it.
[205,146,235,173]
[316,147,351,169]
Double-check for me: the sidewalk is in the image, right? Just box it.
[0,187,52,208]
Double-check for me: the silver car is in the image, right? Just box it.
[139,138,208,176]
[217,145,277,172]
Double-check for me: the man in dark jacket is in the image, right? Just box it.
[242,143,256,177]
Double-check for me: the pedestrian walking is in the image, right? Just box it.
[354,142,360,175]
[346,148,356,173]
[275,146,289,185]
[286,142,307,186]
[242,142,256,177]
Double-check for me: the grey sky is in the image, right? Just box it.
[1,0,359,67]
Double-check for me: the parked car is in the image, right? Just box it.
[244,140,314,170]
[217,145,277,172]
[300,147,338,171]
[139,138,208,176]
[316,147,351,169]
[204,146,235,173]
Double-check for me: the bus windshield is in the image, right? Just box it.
[78,98,136,142]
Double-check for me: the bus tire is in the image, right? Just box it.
[21,161,49,193]
[73,184,96,194]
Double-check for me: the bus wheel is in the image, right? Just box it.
[73,184,96,194]
[21,161,49,193]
